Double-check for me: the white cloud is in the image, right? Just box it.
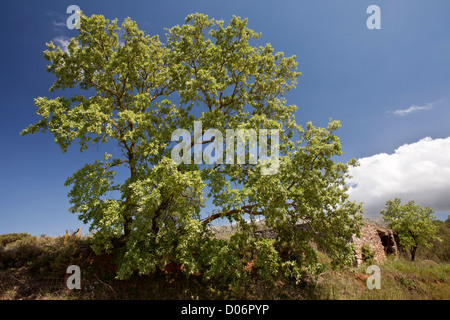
[347,136,450,217]
[53,21,67,27]
[391,102,434,116]
[53,36,70,53]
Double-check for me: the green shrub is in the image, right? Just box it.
[361,245,375,265]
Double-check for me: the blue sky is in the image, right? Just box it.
[1,0,449,236]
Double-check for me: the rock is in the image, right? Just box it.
[254,229,277,239]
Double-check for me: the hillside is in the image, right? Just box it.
[1,224,449,300]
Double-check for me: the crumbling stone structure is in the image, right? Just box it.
[352,222,399,267]
[253,220,399,268]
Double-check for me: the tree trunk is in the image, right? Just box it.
[410,246,417,261]
[152,193,174,234]
[123,144,136,239]
[124,216,133,238]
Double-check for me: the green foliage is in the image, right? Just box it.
[21,12,363,282]
[380,198,441,261]
[361,244,375,265]
[417,220,450,262]
[253,238,281,280]
[203,234,249,291]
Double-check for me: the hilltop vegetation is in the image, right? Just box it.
[1,220,449,300]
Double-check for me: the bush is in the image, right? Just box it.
[0,233,31,247]
[0,235,44,268]
[0,233,92,273]
[361,244,375,265]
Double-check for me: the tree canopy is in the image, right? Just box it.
[21,13,363,281]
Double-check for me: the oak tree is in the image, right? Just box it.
[22,13,363,280]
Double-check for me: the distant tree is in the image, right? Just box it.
[21,13,363,280]
[417,219,450,262]
[380,198,441,261]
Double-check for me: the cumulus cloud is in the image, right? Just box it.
[52,36,70,53]
[391,102,434,116]
[347,136,450,217]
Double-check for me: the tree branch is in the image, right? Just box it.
[201,204,257,226]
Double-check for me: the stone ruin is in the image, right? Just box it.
[253,219,399,268]
[352,222,399,267]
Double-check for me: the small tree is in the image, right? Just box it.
[380,198,441,261]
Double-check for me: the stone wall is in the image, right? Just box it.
[352,222,398,267]
[253,221,399,268]
[254,228,277,239]
[352,223,385,267]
